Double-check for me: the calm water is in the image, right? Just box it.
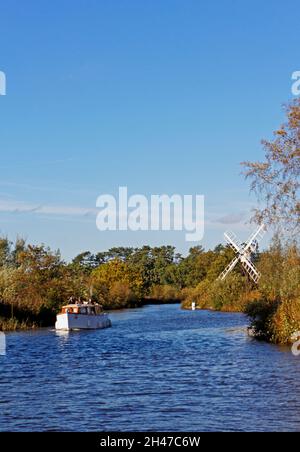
[1,304,300,432]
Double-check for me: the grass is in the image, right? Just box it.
[0,317,37,332]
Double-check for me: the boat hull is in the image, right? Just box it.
[55,313,111,331]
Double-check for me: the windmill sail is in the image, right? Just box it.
[219,257,240,281]
[240,257,261,284]
[224,231,242,253]
[218,224,265,284]
[243,224,266,253]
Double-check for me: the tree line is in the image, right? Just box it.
[1,234,299,344]
[0,239,235,329]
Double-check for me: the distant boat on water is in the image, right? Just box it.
[55,301,111,331]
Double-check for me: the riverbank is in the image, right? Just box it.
[0,317,37,332]
[0,297,182,332]
[0,238,299,344]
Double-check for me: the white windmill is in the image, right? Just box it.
[218,224,266,284]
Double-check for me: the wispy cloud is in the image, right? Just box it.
[216,211,247,225]
[0,199,97,217]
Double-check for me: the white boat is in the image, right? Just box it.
[55,302,111,331]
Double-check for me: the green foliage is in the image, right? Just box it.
[0,234,298,344]
[0,236,257,330]
[91,259,143,309]
[181,273,250,312]
[241,98,300,343]
[149,285,183,302]
[245,238,300,343]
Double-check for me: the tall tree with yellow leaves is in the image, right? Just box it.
[242,99,300,235]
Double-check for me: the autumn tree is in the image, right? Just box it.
[91,259,144,308]
[242,99,300,234]
[242,99,300,343]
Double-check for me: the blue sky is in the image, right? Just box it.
[0,0,299,260]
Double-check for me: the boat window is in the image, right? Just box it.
[80,307,87,315]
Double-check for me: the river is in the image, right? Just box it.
[1,304,300,432]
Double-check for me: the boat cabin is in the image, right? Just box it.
[60,303,103,316]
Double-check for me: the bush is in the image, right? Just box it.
[97,281,139,310]
[149,285,183,302]
[91,259,144,308]
[181,273,250,312]
[246,241,300,343]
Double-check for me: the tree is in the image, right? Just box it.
[245,239,300,343]
[105,247,135,262]
[72,251,97,272]
[0,237,11,267]
[91,259,144,308]
[242,99,300,235]
[178,246,220,287]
